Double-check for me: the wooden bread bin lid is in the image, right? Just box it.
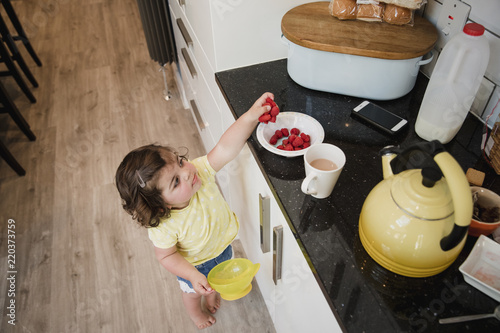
[281,1,437,60]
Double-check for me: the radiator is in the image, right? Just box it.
[135,0,177,65]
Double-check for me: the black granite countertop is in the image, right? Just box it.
[215,59,500,333]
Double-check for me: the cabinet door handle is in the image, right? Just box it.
[259,194,270,253]
[181,48,197,78]
[176,19,193,48]
[190,99,207,130]
[273,225,283,285]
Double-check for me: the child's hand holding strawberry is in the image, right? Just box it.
[258,96,280,124]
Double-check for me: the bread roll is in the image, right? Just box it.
[329,0,358,20]
[377,0,423,10]
[466,168,485,186]
[357,3,384,22]
[383,4,413,25]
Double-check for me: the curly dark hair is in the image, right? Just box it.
[115,144,188,228]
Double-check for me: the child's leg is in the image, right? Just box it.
[182,292,216,329]
[205,292,221,314]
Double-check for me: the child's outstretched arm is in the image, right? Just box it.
[208,92,274,172]
[154,246,214,296]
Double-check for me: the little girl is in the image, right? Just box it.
[115,92,274,329]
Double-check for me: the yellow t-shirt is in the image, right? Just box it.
[147,155,239,266]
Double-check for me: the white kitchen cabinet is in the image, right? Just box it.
[225,145,277,316]
[270,199,342,333]
[170,2,223,152]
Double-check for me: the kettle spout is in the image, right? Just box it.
[380,146,397,179]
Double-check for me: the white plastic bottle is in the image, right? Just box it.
[415,23,490,144]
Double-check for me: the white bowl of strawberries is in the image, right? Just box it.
[256,111,325,157]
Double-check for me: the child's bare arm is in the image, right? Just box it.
[207,92,274,172]
[154,246,214,296]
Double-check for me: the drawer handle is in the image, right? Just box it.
[190,99,207,130]
[176,18,193,48]
[181,48,197,78]
[259,194,270,253]
[273,225,283,284]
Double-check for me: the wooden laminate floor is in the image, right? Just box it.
[0,0,274,332]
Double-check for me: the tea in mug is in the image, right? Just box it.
[310,158,337,171]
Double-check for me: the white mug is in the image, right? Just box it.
[301,144,345,199]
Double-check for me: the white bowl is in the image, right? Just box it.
[459,235,500,302]
[256,112,324,157]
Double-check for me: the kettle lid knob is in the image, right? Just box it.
[421,167,443,188]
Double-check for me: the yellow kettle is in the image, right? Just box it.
[359,141,472,278]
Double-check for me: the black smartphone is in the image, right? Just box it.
[351,101,408,135]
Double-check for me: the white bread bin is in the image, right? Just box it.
[281,2,438,101]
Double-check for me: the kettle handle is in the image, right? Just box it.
[434,152,472,251]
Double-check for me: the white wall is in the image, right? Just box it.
[421,0,500,127]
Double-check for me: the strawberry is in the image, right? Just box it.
[284,144,294,151]
[292,137,304,147]
[270,106,279,117]
[270,116,276,123]
[288,134,297,144]
[281,128,289,137]
[259,114,271,123]
[282,139,289,145]
[275,130,283,139]
[277,145,284,150]
[291,128,300,135]
[269,135,278,145]
[303,142,311,148]
[300,133,310,142]
[266,97,275,105]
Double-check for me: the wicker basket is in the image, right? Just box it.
[486,120,500,175]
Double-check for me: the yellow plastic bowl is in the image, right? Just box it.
[207,259,260,301]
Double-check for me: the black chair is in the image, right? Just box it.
[0,79,36,176]
[0,35,36,102]
[1,0,42,66]
[0,137,25,175]
[0,13,38,88]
